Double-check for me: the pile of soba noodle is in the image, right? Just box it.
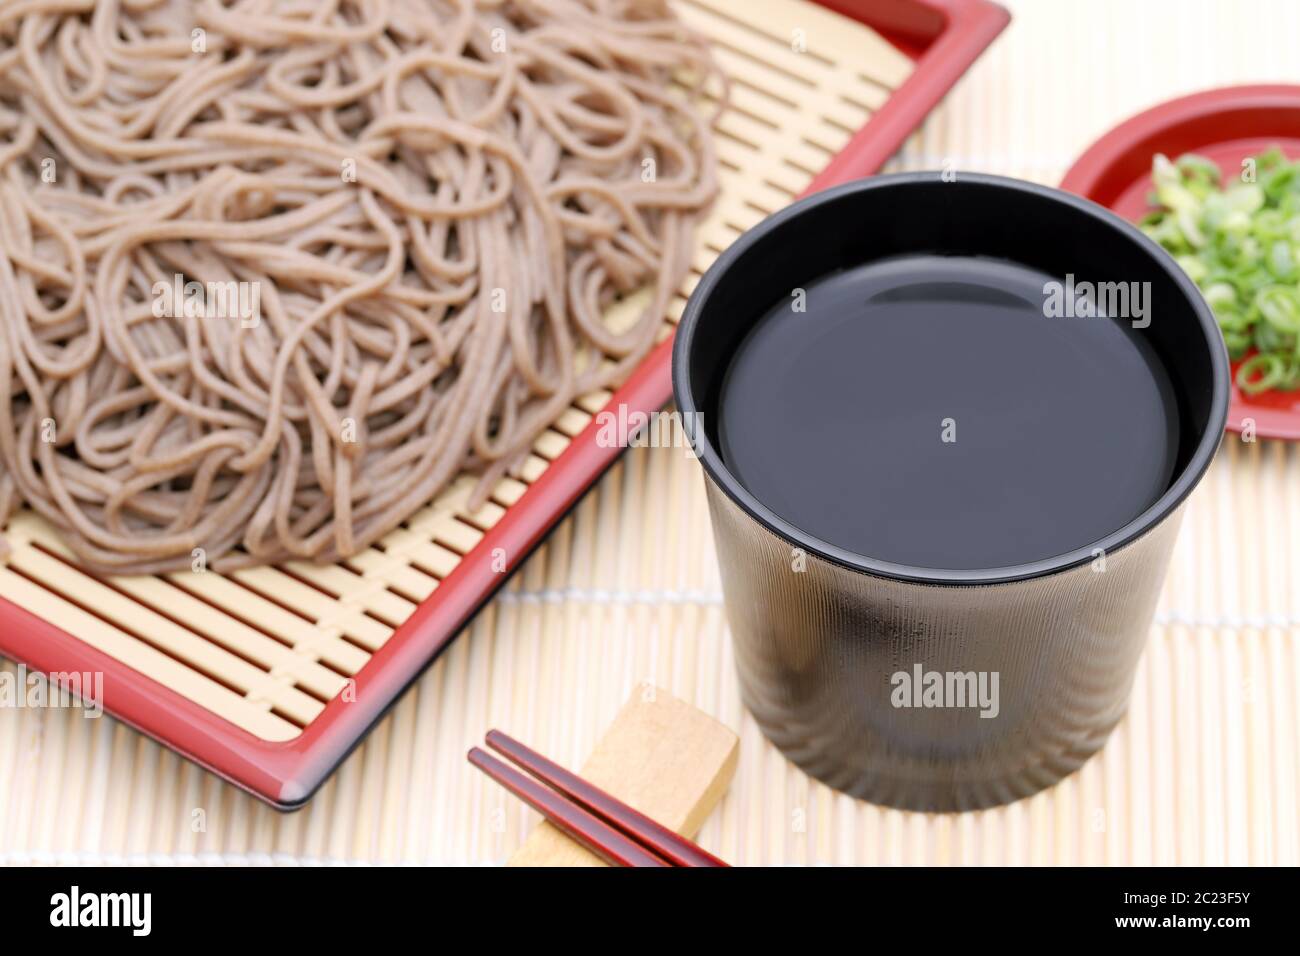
[0,0,722,573]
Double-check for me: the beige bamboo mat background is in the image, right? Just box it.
[2,0,1299,865]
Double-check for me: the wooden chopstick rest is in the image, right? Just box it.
[506,684,739,867]
[468,747,671,867]
[484,730,729,866]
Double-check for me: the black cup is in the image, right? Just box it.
[672,173,1229,811]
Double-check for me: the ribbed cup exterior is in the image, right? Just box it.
[705,480,1184,812]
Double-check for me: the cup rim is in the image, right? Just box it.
[671,171,1230,586]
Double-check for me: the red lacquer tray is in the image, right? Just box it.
[1061,84,1300,441]
[0,0,1010,809]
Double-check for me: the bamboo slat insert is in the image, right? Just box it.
[0,0,915,741]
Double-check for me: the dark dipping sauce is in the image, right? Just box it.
[716,254,1181,571]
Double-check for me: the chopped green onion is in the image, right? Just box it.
[1141,148,1300,393]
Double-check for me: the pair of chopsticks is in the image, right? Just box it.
[468,729,728,867]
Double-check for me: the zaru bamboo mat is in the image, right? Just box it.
[2,0,1299,865]
[0,0,915,744]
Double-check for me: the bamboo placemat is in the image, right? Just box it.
[2,0,1298,866]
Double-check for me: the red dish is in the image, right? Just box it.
[1061,84,1300,441]
[0,0,1010,810]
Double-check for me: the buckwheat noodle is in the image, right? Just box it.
[0,0,722,573]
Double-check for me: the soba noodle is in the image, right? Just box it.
[0,0,722,573]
